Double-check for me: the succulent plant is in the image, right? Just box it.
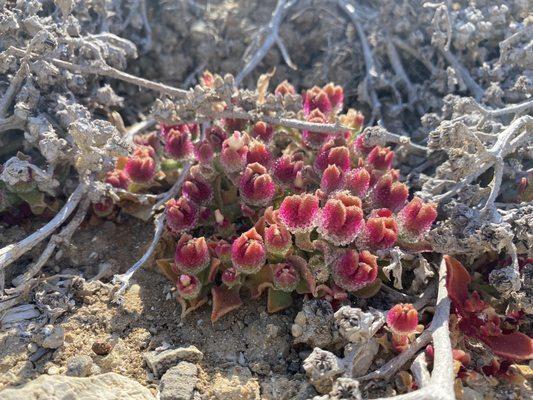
[101,80,438,322]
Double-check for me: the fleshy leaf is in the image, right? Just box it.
[17,190,48,215]
[444,255,471,312]
[267,288,293,313]
[177,296,208,320]
[483,332,533,360]
[156,258,180,283]
[289,255,316,295]
[211,285,243,323]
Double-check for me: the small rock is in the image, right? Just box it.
[47,365,60,375]
[0,372,156,400]
[144,345,203,378]
[66,355,94,377]
[27,342,38,353]
[159,361,198,400]
[42,326,65,349]
[92,340,113,356]
[291,324,303,338]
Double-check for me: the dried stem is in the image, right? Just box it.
[112,212,165,300]
[7,46,188,98]
[0,183,86,271]
[338,0,382,123]
[235,0,297,86]
[7,198,90,294]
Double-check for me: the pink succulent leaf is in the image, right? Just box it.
[398,197,437,237]
[301,109,331,149]
[318,194,364,246]
[372,173,409,211]
[105,169,130,190]
[176,273,202,300]
[163,124,194,160]
[174,235,210,275]
[274,80,296,96]
[366,146,394,170]
[251,121,274,143]
[315,143,351,173]
[271,262,300,292]
[303,86,333,115]
[332,249,378,292]
[343,167,370,197]
[320,165,344,194]
[264,223,293,257]
[231,228,267,274]
[124,147,156,183]
[278,193,320,233]
[246,141,273,168]
[239,163,276,206]
[444,255,471,314]
[166,197,199,234]
[220,131,249,173]
[182,174,213,206]
[386,303,419,335]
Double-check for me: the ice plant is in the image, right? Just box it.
[332,249,378,292]
[174,235,210,275]
[386,303,419,336]
[103,78,439,322]
[272,155,304,187]
[320,165,344,194]
[231,228,267,274]
[251,121,274,143]
[125,146,156,183]
[271,262,300,292]
[315,143,351,173]
[372,173,409,211]
[220,131,249,173]
[302,109,330,149]
[166,197,199,234]
[343,168,370,197]
[182,173,213,206]
[366,146,394,170]
[239,163,276,206]
[278,193,320,233]
[264,223,292,257]
[318,193,364,246]
[445,256,533,360]
[364,209,398,249]
[176,274,202,300]
[397,197,438,237]
[105,169,130,190]
[163,124,194,160]
[246,141,272,168]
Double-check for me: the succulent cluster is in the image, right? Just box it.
[101,79,437,322]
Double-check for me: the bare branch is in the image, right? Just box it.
[7,46,188,98]
[0,183,86,271]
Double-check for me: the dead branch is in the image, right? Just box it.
[0,183,86,272]
[235,0,298,86]
[7,46,188,98]
[338,0,382,124]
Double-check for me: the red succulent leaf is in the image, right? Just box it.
[482,332,533,360]
[444,255,471,313]
[211,285,243,323]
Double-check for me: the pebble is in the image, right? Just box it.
[42,326,65,349]
[92,340,113,356]
[66,355,94,377]
[291,324,303,337]
[27,342,38,353]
